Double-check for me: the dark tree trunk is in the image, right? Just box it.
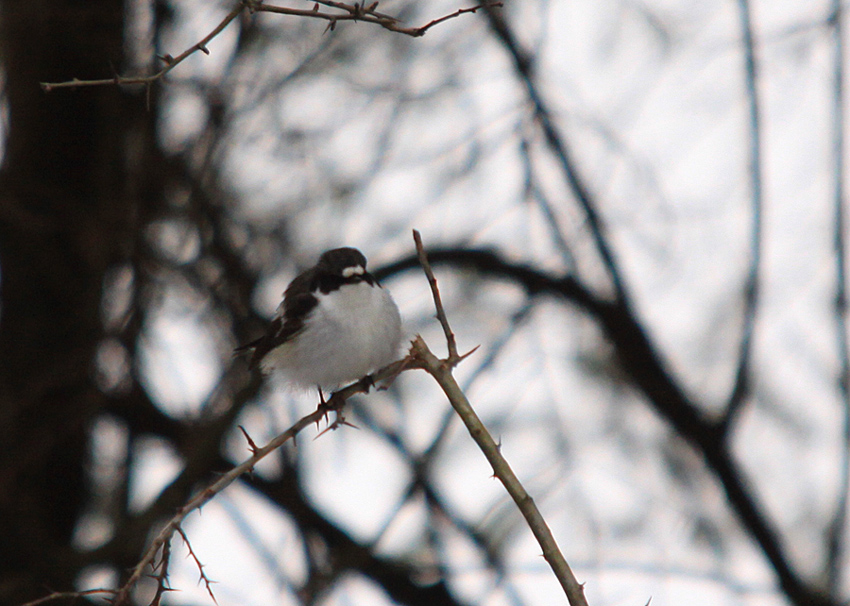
[0,0,151,601]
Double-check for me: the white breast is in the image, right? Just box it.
[261,282,402,389]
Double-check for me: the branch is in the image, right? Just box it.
[175,526,217,604]
[479,3,626,298]
[411,337,588,606]
[827,0,850,595]
[377,245,835,606]
[41,1,502,91]
[149,534,173,606]
[413,230,458,360]
[41,2,244,91]
[410,232,588,606]
[19,589,116,606]
[257,1,502,37]
[109,355,412,605]
[721,0,764,435]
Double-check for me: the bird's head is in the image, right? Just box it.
[318,247,368,278]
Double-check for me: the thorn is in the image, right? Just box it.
[313,2,319,11]
[238,425,260,455]
[314,424,335,439]
[455,345,480,364]
[324,19,336,33]
[198,43,210,55]
[159,54,174,65]
[314,411,358,438]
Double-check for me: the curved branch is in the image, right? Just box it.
[41,1,504,91]
[377,247,834,606]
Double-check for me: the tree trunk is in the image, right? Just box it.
[0,0,149,600]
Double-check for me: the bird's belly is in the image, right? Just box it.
[267,282,401,388]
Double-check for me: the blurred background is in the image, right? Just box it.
[0,1,846,605]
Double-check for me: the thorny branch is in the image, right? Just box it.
[175,527,217,604]
[28,231,585,606]
[149,535,173,606]
[104,355,410,606]
[40,1,503,92]
[409,230,588,606]
[414,230,458,360]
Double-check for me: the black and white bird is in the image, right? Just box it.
[237,247,402,390]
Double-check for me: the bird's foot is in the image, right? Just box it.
[357,374,375,392]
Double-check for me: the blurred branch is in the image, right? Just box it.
[379,246,834,606]
[410,231,589,606]
[246,465,469,606]
[20,588,116,606]
[41,1,502,91]
[519,132,576,269]
[828,0,850,595]
[480,3,626,298]
[721,0,764,435]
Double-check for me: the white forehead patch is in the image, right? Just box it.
[342,265,365,278]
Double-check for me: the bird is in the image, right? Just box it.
[236,247,402,391]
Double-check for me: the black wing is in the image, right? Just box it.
[236,268,321,369]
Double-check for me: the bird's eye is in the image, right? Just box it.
[342,266,365,278]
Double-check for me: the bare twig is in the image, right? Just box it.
[410,232,588,606]
[720,0,764,434]
[41,2,244,91]
[149,536,173,606]
[176,526,218,604]
[20,589,116,606]
[827,0,850,595]
[413,230,459,360]
[41,1,502,91]
[256,1,501,37]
